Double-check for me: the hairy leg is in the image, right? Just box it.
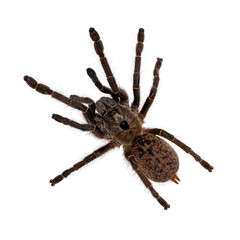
[146,128,214,172]
[50,141,117,186]
[24,75,104,137]
[86,68,119,102]
[128,155,170,210]
[69,95,105,138]
[89,28,128,104]
[52,114,95,131]
[139,58,163,120]
[70,95,96,115]
[24,75,71,105]
[131,28,144,111]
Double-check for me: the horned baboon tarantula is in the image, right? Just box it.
[24,27,213,210]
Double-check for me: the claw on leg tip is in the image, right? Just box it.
[50,179,55,186]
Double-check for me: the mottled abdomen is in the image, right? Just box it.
[131,133,179,182]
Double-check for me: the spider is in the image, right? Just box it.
[24,27,213,210]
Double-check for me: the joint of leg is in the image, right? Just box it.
[113,89,120,94]
[128,155,135,160]
[107,75,114,79]
[188,149,192,154]
[109,141,117,148]
[135,168,140,173]
[72,165,77,171]
[148,96,154,101]
[136,55,141,58]
[147,184,152,189]
[83,108,89,114]
[158,129,163,136]
[172,137,176,142]
[133,87,140,89]
[100,56,106,60]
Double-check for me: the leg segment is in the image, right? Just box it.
[52,114,95,131]
[146,128,214,172]
[24,75,90,113]
[86,68,119,102]
[68,95,105,138]
[24,75,71,106]
[128,155,170,210]
[24,75,95,124]
[131,28,144,111]
[24,75,104,138]
[70,95,96,115]
[68,95,107,138]
[89,28,128,104]
[68,95,95,125]
[139,58,163,119]
[50,141,117,186]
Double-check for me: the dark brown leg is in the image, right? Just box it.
[68,95,107,138]
[131,28,144,111]
[66,94,95,124]
[146,128,214,172]
[139,58,163,119]
[24,75,94,123]
[24,75,71,106]
[52,114,95,131]
[128,155,170,210]
[86,68,119,102]
[24,75,90,113]
[70,95,96,115]
[50,141,117,186]
[89,28,128,104]
[24,75,104,138]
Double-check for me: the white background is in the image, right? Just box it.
[1,0,240,239]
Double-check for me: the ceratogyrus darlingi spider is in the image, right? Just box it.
[24,28,213,210]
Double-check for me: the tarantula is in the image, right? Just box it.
[24,28,213,210]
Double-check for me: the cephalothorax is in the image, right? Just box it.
[24,28,213,210]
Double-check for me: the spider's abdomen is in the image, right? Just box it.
[130,133,179,182]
